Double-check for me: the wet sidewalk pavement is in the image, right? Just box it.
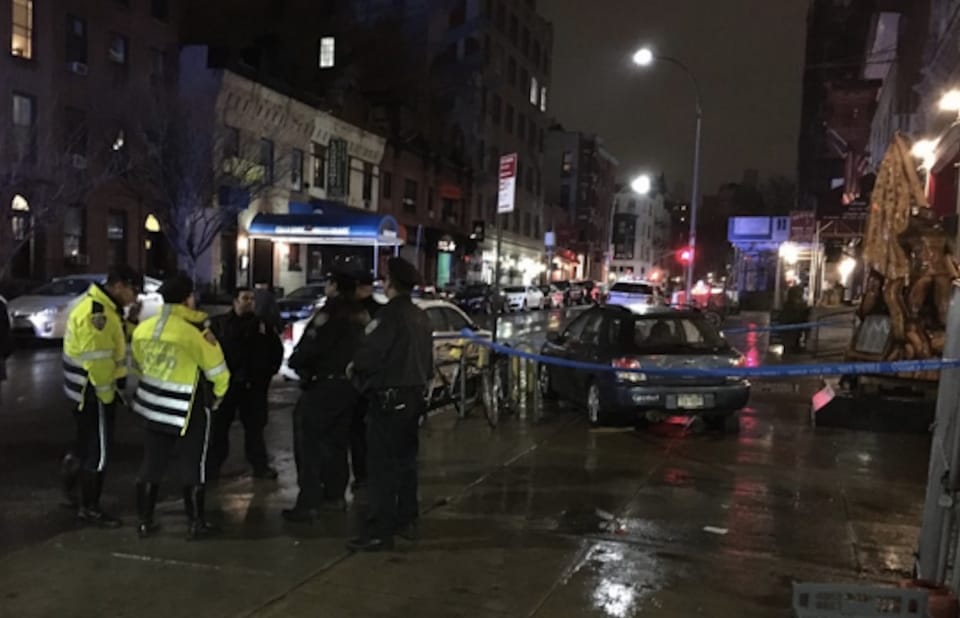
[0,375,930,618]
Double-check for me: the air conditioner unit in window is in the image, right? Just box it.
[67,61,88,75]
[71,154,88,169]
[108,49,125,64]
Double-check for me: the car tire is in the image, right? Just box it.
[586,381,603,427]
[538,363,556,401]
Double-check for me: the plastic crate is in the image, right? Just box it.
[794,583,929,617]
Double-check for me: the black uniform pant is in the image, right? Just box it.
[366,387,423,540]
[73,388,116,473]
[349,397,368,483]
[207,382,270,475]
[292,379,358,506]
[139,407,211,486]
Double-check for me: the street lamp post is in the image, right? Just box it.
[632,47,703,300]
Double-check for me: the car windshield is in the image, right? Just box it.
[284,285,324,300]
[611,282,654,295]
[32,278,97,296]
[504,286,525,293]
[619,315,728,354]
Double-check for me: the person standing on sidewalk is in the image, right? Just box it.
[347,258,433,552]
[61,266,143,527]
[206,287,283,481]
[282,270,368,521]
[349,271,381,490]
[131,274,230,540]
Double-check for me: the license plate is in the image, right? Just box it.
[677,394,705,410]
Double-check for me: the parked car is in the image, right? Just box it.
[280,299,490,380]
[553,280,582,306]
[539,306,748,430]
[567,281,587,305]
[577,280,601,304]
[501,285,545,312]
[454,284,495,314]
[605,281,665,311]
[8,274,163,339]
[540,284,565,309]
[277,283,328,324]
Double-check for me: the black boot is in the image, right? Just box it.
[183,485,219,541]
[136,482,161,538]
[60,453,81,509]
[77,471,121,528]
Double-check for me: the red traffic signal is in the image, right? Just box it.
[677,247,693,264]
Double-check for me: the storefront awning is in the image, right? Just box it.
[247,205,403,247]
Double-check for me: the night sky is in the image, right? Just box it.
[540,0,809,198]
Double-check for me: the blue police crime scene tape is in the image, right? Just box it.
[452,329,960,379]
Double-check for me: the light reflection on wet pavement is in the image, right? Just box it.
[0,309,928,617]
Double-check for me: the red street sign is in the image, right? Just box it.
[497,153,518,214]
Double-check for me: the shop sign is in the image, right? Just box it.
[497,153,518,214]
[438,236,457,253]
[789,210,816,243]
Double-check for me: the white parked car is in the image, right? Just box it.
[501,286,545,312]
[280,299,490,381]
[8,274,163,339]
[605,280,665,312]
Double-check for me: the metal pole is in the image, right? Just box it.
[685,90,703,301]
[493,215,503,343]
[773,254,783,310]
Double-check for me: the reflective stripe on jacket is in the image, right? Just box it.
[131,304,230,436]
[62,284,127,407]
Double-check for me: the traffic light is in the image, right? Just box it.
[470,220,485,242]
[677,247,693,264]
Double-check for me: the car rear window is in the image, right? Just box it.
[615,316,728,353]
[504,286,525,293]
[610,282,654,295]
[285,285,324,299]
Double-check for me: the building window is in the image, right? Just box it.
[362,162,374,202]
[509,14,518,44]
[64,107,87,157]
[518,113,526,140]
[107,210,127,266]
[223,126,240,158]
[524,213,531,237]
[288,244,302,271]
[522,27,530,56]
[427,188,434,217]
[259,138,274,184]
[66,15,88,64]
[311,142,326,188]
[403,178,418,213]
[530,76,539,106]
[560,184,571,209]
[520,68,528,95]
[12,92,35,161]
[63,204,86,258]
[561,151,573,176]
[319,36,335,68]
[540,86,547,112]
[382,171,393,199]
[107,33,129,65]
[508,56,517,86]
[505,104,514,133]
[532,41,540,66]
[488,147,499,173]
[291,148,304,191]
[11,0,33,59]
[150,0,168,20]
[491,93,502,124]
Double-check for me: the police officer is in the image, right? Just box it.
[282,270,368,522]
[206,287,284,481]
[130,274,230,540]
[61,266,142,527]
[346,258,433,552]
[349,271,381,490]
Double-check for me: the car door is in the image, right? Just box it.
[567,310,606,401]
[546,309,600,400]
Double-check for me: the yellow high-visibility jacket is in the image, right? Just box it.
[63,284,127,408]
[131,304,230,436]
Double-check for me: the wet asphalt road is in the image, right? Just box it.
[0,307,928,617]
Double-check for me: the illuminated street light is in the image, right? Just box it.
[911,138,939,170]
[632,47,654,67]
[940,89,960,112]
[630,174,652,195]
[779,241,800,266]
[838,256,857,283]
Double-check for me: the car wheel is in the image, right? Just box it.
[586,381,602,427]
[522,300,528,312]
[539,363,556,400]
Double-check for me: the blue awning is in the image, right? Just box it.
[247,203,403,247]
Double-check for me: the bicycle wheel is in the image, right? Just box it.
[482,357,508,428]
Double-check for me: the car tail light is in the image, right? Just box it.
[282,323,293,342]
[728,355,745,367]
[612,357,646,383]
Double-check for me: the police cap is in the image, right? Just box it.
[386,257,421,293]
[106,264,144,292]
[328,267,359,296]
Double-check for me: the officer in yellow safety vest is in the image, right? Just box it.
[130,274,230,540]
[61,266,143,527]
